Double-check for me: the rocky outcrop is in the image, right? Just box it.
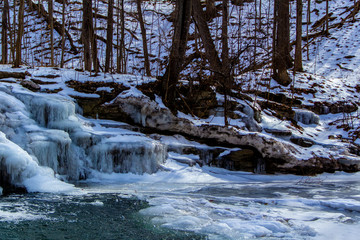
[112,96,299,161]
[108,95,360,174]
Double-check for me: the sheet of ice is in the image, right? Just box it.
[81,160,360,240]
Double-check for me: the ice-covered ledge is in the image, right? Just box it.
[112,95,360,174]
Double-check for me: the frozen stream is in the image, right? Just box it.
[1,161,359,240]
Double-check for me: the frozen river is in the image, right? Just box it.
[1,161,359,240]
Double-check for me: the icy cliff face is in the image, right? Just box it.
[0,83,166,192]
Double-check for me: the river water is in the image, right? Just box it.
[1,162,360,240]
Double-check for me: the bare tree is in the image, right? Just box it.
[60,0,66,68]
[192,0,223,75]
[105,0,114,72]
[82,0,98,72]
[14,0,25,68]
[1,0,9,64]
[272,0,291,86]
[92,0,99,73]
[326,0,329,34]
[161,0,192,105]
[206,0,216,19]
[294,0,303,72]
[48,0,54,66]
[82,0,92,71]
[136,0,151,76]
[222,0,230,126]
[116,0,126,73]
[306,0,310,60]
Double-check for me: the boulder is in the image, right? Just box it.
[290,136,315,148]
[264,128,292,137]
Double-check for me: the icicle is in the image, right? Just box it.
[294,109,320,125]
[89,140,166,174]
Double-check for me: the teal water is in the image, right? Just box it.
[0,193,204,240]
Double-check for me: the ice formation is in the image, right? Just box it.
[293,109,320,125]
[0,83,166,192]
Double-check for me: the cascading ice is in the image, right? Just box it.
[89,139,166,174]
[0,84,167,192]
[0,131,75,193]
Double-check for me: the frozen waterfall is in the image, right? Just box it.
[0,83,166,192]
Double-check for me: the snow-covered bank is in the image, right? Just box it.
[0,62,359,192]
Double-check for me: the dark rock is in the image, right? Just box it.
[0,71,30,79]
[218,149,256,172]
[355,85,360,93]
[114,95,299,163]
[304,101,358,115]
[259,100,295,119]
[31,78,57,85]
[245,91,302,106]
[290,136,315,148]
[270,155,360,175]
[34,74,60,79]
[264,128,292,137]
[20,80,41,92]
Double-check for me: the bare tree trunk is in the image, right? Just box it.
[161,0,192,105]
[326,0,329,34]
[254,0,257,66]
[92,0,99,73]
[60,0,66,68]
[48,0,54,66]
[82,0,92,71]
[136,0,151,76]
[354,0,357,22]
[1,0,9,64]
[273,0,291,86]
[206,0,216,19]
[116,0,126,73]
[272,0,277,77]
[307,0,310,60]
[14,0,25,68]
[192,0,223,74]
[105,0,114,72]
[294,0,303,72]
[222,0,230,126]
[11,0,16,63]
